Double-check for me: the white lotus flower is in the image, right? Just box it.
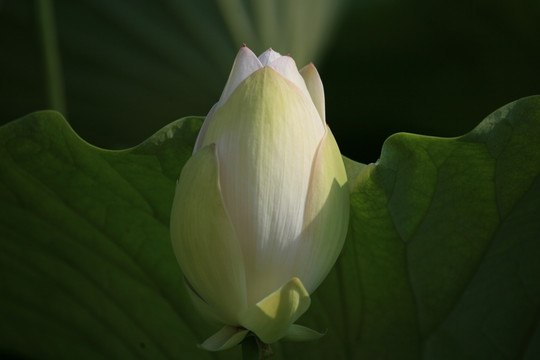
[170,45,349,351]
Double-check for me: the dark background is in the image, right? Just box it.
[1,0,539,164]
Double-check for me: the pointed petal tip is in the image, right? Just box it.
[258,48,282,66]
[299,62,317,73]
[218,46,262,104]
[236,45,259,62]
[299,63,325,124]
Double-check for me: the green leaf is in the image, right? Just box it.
[1,96,540,359]
[0,111,234,359]
[278,95,540,359]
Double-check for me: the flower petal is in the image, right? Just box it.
[195,47,263,152]
[239,278,311,344]
[199,67,325,305]
[293,126,349,293]
[193,103,218,153]
[170,144,247,324]
[267,55,312,101]
[219,45,262,105]
[258,48,282,65]
[282,324,326,342]
[184,277,229,325]
[300,63,325,124]
[199,326,249,351]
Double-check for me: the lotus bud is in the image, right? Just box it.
[170,45,349,351]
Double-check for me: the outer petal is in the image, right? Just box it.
[219,46,262,105]
[199,67,325,306]
[299,63,325,124]
[293,126,349,293]
[239,278,310,344]
[170,144,247,324]
[193,103,218,153]
[185,278,229,325]
[200,326,249,351]
[267,55,312,101]
[195,47,264,152]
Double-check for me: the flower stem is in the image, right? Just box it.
[35,0,67,115]
[241,335,259,360]
[241,334,273,359]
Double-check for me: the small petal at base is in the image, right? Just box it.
[199,326,249,351]
[239,277,311,344]
[282,324,326,342]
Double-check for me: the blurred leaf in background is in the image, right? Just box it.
[0,0,348,149]
[1,0,539,162]
[323,0,540,163]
